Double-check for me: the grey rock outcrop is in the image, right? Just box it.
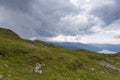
[0,74,3,79]
[99,61,120,72]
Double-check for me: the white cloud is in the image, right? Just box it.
[70,0,85,7]
[48,35,81,42]
[70,0,115,11]
[103,19,120,36]
[59,13,104,36]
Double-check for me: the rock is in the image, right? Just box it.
[4,64,8,68]
[90,68,95,71]
[100,71,105,74]
[36,70,42,74]
[33,62,43,74]
[33,69,42,74]
[116,57,120,60]
[39,70,42,74]
[99,61,120,72]
[111,60,113,62]
[117,63,120,65]
[0,74,4,79]
[7,74,11,77]
[42,64,45,66]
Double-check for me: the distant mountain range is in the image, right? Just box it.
[50,42,120,53]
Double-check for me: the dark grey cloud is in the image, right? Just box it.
[29,0,78,37]
[0,0,120,42]
[0,0,78,39]
[0,0,33,12]
[91,0,120,25]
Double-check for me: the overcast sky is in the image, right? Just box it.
[0,0,120,44]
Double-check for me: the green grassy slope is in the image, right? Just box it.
[0,28,120,80]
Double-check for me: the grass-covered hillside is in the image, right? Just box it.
[0,28,120,80]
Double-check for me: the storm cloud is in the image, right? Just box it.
[0,0,120,42]
[0,0,33,12]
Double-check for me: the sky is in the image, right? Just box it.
[0,0,120,44]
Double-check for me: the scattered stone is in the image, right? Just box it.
[116,57,120,60]
[33,62,43,74]
[0,74,4,79]
[7,74,11,77]
[110,60,113,62]
[42,64,45,66]
[4,64,8,68]
[117,63,120,65]
[100,71,105,74]
[107,59,114,63]
[90,68,95,71]
[99,61,120,72]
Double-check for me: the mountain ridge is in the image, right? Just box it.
[0,27,120,80]
[51,42,120,52]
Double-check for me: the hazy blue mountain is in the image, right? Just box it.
[50,42,120,52]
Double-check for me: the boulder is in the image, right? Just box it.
[0,74,3,79]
